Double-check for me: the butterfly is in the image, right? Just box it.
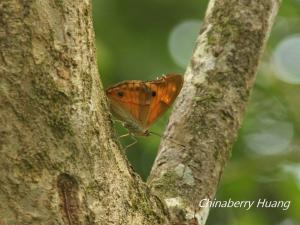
[105,74,183,137]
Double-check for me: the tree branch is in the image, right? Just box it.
[148,0,281,224]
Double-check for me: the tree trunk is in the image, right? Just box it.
[0,1,168,224]
[148,0,281,224]
[0,1,280,225]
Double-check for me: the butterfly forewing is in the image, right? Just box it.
[145,75,183,127]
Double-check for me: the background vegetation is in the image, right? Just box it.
[92,1,300,224]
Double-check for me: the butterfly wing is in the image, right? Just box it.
[144,74,183,128]
[105,80,153,134]
[105,74,183,135]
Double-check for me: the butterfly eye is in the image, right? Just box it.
[151,91,156,97]
[117,91,124,97]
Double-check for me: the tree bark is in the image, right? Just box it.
[0,1,168,225]
[0,0,280,225]
[148,0,281,224]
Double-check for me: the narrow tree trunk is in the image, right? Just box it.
[0,0,280,225]
[148,0,281,224]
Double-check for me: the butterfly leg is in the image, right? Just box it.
[119,133,130,138]
[112,119,125,125]
[123,135,138,150]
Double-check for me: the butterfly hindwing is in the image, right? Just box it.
[106,81,152,128]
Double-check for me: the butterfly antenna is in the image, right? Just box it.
[149,131,185,148]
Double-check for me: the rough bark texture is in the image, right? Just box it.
[0,1,168,225]
[148,0,281,224]
[0,0,281,225]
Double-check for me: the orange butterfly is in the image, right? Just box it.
[105,74,183,137]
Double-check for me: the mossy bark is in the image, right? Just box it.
[0,0,281,225]
[148,0,281,224]
[0,1,168,224]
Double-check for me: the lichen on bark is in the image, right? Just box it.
[148,0,281,224]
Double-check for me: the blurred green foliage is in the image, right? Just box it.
[92,0,300,224]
